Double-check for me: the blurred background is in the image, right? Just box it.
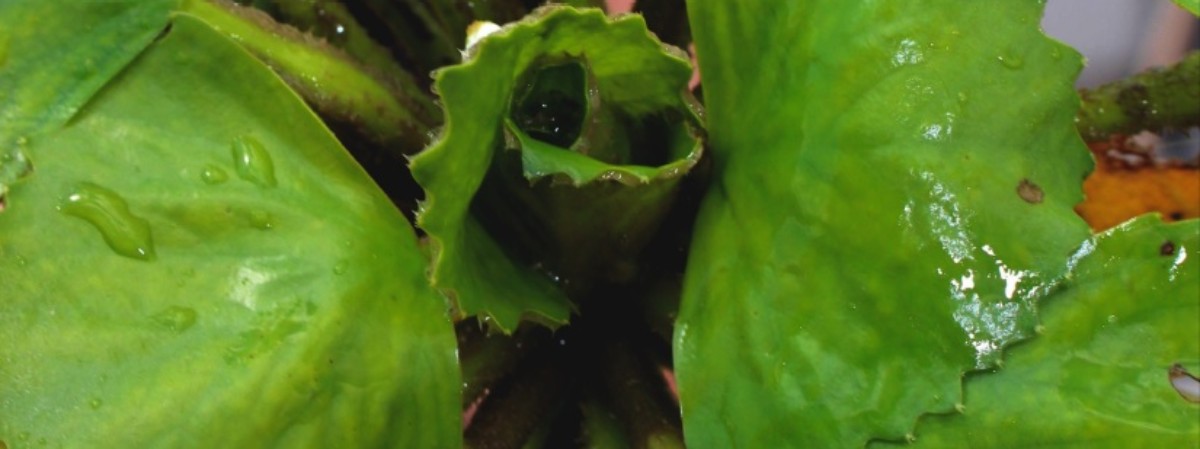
[1042,0,1198,87]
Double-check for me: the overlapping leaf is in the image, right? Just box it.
[880,216,1199,448]
[0,0,177,201]
[0,13,457,448]
[676,1,1094,446]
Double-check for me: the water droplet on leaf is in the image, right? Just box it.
[59,182,156,260]
[200,164,228,184]
[249,210,274,230]
[88,398,103,409]
[153,306,197,332]
[230,135,277,188]
[333,259,348,275]
[997,52,1023,69]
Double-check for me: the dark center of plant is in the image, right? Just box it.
[511,61,588,149]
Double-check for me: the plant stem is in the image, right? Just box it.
[180,0,439,154]
[464,348,574,449]
[1077,51,1200,141]
[259,0,423,91]
[598,339,685,449]
[580,394,634,449]
[457,320,547,408]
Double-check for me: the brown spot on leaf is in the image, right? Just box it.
[1017,179,1044,204]
[1161,241,1176,256]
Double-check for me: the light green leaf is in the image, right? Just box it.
[410,6,699,332]
[1173,0,1199,16]
[677,1,1092,446]
[891,216,1200,447]
[0,15,458,449]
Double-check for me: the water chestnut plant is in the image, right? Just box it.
[0,0,1197,448]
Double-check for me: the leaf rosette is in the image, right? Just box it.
[411,6,705,332]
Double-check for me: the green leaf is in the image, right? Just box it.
[0,0,177,200]
[1173,0,1200,16]
[178,0,440,155]
[0,15,458,448]
[676,1,1092,446]
[410,6,699,332]
[890,216,1200,447]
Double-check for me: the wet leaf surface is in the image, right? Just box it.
[886,216,1199,448]
[0,15,458,448]
[677,1,1094,446]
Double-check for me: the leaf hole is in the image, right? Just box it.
[1160,240,1176,256]
[1169,364,1200,403]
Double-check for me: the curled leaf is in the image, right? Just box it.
[411,6,703,332]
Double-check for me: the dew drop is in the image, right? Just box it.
[59,182,156,260]
[1050,47,1062,61]
[153,306,197,332]
[249,210,274,230]
[2,138,35,197]
[1106,314,1118,324]
[230,135,277,188]
[88,398,103,409]
[997,52,1024,69]
[200,164,229,185]
[333,259,348,275]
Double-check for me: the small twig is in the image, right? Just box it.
[1077,51,1200,142]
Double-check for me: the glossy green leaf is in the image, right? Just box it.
[889,216,1200,447]
[0,15,458,449]
[410,6,698,332]
[677,1,1092,446]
